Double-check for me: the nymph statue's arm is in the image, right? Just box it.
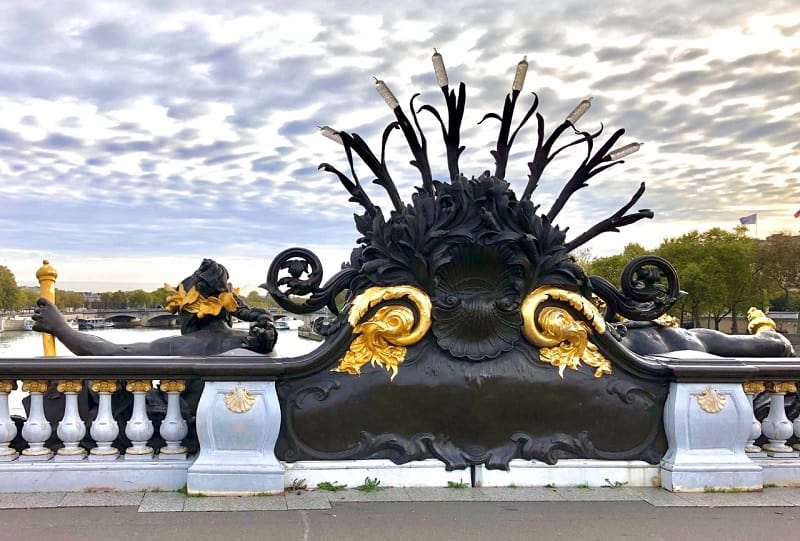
[32,298,161,356]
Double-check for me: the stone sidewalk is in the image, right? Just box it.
[3,486,800,512]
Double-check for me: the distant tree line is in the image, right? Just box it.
[582,228,800,331]
[0,267,278,312]
[3,228,797,329]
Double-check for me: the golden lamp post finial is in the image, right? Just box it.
[35,259,57,356]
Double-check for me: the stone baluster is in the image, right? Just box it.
[124,380,154,460]
[55,380,87,461]
[0,380,18,461]
[158,380,188,460]
[742,381,766,456]
[20,380,52,461]
[89,380,119,460]
[761,382,799,457]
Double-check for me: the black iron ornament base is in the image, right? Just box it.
[261,52,791,470]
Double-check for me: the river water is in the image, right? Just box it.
[0,326,321,358]
[0,326,322,416]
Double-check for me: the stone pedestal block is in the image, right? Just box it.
[661,382,762,492]
[187,381,284,495]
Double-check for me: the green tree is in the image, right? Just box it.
[19,288,39,309]
[0,266,23,311]
[127,289,153,308]
[657,227,761,331]
[55,289,87,310]
[150,287,172,308]
[757,233,800,309]
[583,243,649,285]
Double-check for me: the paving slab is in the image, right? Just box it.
[326,487,411,502]
[0,492,65,509]
[763,488,800,506]
[637,487,695,507]
[138,491,187,512]
[183,494,288,512]
[285,489,332,510]
[555,487,644,501]
[675,491,796,507]
[59,491,144,507]
[475,487,564,501]
[404,487,476,501]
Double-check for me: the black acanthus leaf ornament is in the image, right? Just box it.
[263,51,664,359]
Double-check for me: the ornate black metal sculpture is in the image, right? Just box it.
[30,52,792,471]
[262,52,791,471]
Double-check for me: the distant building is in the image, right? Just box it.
[80,292,102,309]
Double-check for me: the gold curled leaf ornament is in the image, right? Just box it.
[164,283,240,319]
[91,380,119,393]
[697,387,727,414]
[742,381,766,395]
[767,381,797,394]
[0,380,17,394]
[22,380,49,394]
[224,386,256,413]
[126,380,153,393]
[747,307,776,334]
[521,286,611,378]
[160,379,187,393]
[334,285,432,380]
[57,380,83,393]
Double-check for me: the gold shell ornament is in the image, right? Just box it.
[224,386,257,413]
[696,387,727,414]
[521,286,611,378]
[335,285,432,380]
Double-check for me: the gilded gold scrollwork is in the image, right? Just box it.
[697,387,727,414]
[334,285,432,380]
[0,380,17,393]
[521,286,611,378]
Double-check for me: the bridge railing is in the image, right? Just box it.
[3,353,800,494]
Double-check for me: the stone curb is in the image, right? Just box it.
[1,487,799,512]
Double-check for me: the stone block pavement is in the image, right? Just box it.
[3,486,800,512]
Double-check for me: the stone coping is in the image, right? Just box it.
[2,487,800,512]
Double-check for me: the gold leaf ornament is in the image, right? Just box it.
[335,285,432,380]
[164,283,240,318]
[521,286,611,378]
[747,307,777,334]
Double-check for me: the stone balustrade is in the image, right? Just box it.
[1,352,800,494]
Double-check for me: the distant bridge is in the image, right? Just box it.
[63,308,326,328]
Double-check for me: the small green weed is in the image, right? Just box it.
[317,481,347,492]
[447,479,468,489]
[603,478,629,489]
[576,482,590,489]
[704,486,743,493]
[356,477,382,492]
[765,483,778,488]
[507,483,517,489]
[291,478,307,491]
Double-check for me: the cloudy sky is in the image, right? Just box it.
[1,0,798,294]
